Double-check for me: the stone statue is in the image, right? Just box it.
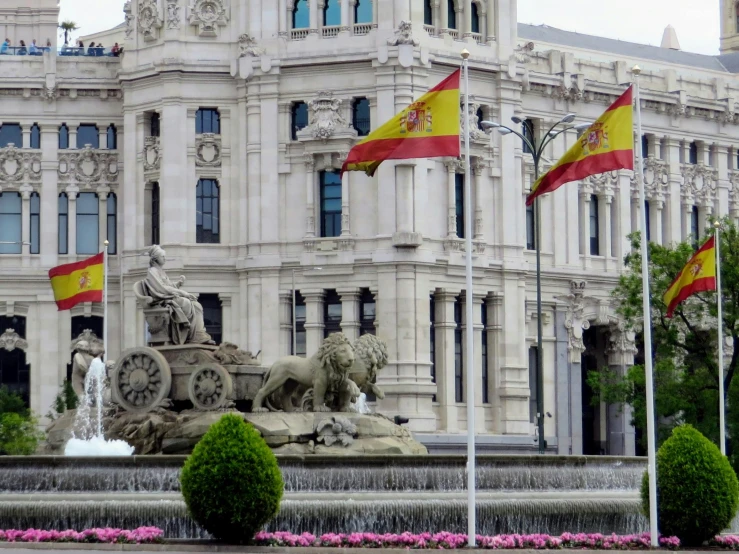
[71,340,95,398]
[138,245,213,346]
[348,334,389,400]
[252,333,356,413]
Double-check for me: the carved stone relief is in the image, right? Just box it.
[143,137,161,172]
[195,133,221,167]
[138,0,163,42]
[238,33,265,57]
[58,146,119,188]
[0,146,41,183]
[556,280,596,363]
[71,329,104,355]
[0,329,27,352]
[681,163,718,207]
[124,1,135,38]
[387,21,418,46]
[513,41,535,64]
[606,320,638,366]
[461,99,487,143]
[188,0,229,37]
[166,0,181,29]
[301,91,348,141]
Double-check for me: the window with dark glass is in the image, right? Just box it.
[0,192,21,254]
[58,193,68,254]
[67,316,103,383]
[455,173,464,238]
[355,0,372,23]
[691,205,699,247]
[471,2,480,33]
[352,97,371,136]
[107,193,117,254]
[106,124,117,149]
[641,134,649,158]
[195,108,220,134]
[430,295,437,401]
[77,192,99,255]
[589,194,599,255]
[293,292,306,356]
[736,3,739,32]
[454,298,463,403]
[30,192,39,255]
[151,182,160,245]
[59,124,69,149]
[199,294,222,344]
[689,141,698,165]
[0,315,29,405]
[0,124,21,148]
[526,203,535,250]
[320,170,342,238]
[324,290,342,338]
[644,200,651,242]
[292,0,309,28]
[196,179,220,244]
[424,0,433,25]
[360,289,375,336]
[150,112,161,137]
[529,346,538,423]
[481,302,489,404]
[323,0,340,25]
[77,124,99,149]
[30,123,40,149]
[447,0,457,29]
[522,119,534,154]
[291,102,309,140]
[476,106,484,130]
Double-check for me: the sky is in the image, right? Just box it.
[59,0,721,55]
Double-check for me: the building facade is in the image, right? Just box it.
[2,0,739,454]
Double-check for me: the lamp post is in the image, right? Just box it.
[481,116,591,454]
[291,267,322,356]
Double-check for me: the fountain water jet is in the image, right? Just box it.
[63,358,134,457]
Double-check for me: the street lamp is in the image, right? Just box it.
[481,114,591,454]
[291,267,322,356]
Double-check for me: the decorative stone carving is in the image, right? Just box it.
[556,280,594,363]
[729,171,739,215]
[514,41,535,64]
[588,170,618,199]
[213,342,258,365]
[0,146,41,183]
[606,320,638,366]
[315,415,357,447]
[0,329,27,352]
[347,334,388,400]
[111,347,173,413]
[195,133,221,167]
[42,85,59,102]
[238,33,265,57]
[188,0,229,37]
[71,329,104,355]
[681,163,718,207]
[387,21,418,46]
[301,91,348,141]
[138,0,163,42]
[166,0,180,29]
[188,365,234,410]
[70,339,96,398]
[556,80,585,102]
[143,137,161,172]
[461,99,487,143]
[124,1,135,38]
[57,146,119,188]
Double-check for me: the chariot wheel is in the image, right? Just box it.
[111,347,172,413]
[188,365,233,410]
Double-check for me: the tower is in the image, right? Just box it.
[721,0,739,53]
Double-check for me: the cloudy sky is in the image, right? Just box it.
[60,0,720,55]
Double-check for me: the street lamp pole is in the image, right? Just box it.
[481,116,590,454]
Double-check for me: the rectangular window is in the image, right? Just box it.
[196,179,220,244]
[150,113,160,138]
[447,0,456,29]
[323,289,342,338]
[691,205,699,247]
[58,124,69,150]
[522,119,535,154]
[0,192,21,254]
[195,108,220,134]
[291,102,309,140]
[199,293,222,344]
[58,193,68,254]
[0,124,21,148]
[641,134,649,158]
[76,124,99,149]
[352,97,371,136]
[106,124,117,150]
[526,203,535,250]
[30,124,40,149]
[30,192,39,254]
[644,200,651,242]
[76,192,99,255]
[320,171,342,238]
[424,0,433,25]
[589,194,600,255]
[293,292,306,356]
[429,295,436,400]
[529,346,538,424]
[454,298,463,403]
[455,173,464,238]
[292,0,309,29]
[107,193,117,254]
[151,182,160,245]
[481,302,489,404]
[359,289,375,336]
[689,141,698,165]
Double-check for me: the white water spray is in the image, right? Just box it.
[64,358,134,456]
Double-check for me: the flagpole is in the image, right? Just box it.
[461,48,476,548]
[715,221,727,455]
[103,240,109,362]
[633,65,659,547]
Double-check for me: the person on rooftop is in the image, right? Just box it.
[29,40,39,55]
[0,39,9,55]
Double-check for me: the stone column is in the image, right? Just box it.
[338,287,361,342]
[98,128,107,150]
[279,291,292,356]
[486,0,495,43]
[601,193,612,260]
[279,0,288,34]
[717,144,731,218]
[445,159,458,238]
[309,0,319,31]
[340,0,350,32]
[69,126,78,149]
[67,190,77,255]
[462,0,472,36]
[303,290,325,355]
[20,190,30,262]
[472,292,486,432]
[40,124,58,267]
[247,274,262,357]
[439,0,448,31]
[21,127,30,149]
[436,289,459,432]
[97,187,109,252]
[683,202,693,241]
[304,154,316,238]
[554,307,572,454]
[485,292,502,434]
[220,294,233,343]
[578,190,590,257]
[473,159,484,240]
[606,322,637,456]
[339,152,351,236]
[372,0,378,27]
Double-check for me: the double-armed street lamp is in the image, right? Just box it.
[481,115,591,454]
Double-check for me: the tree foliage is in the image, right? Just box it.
[46,379,78,421]
[0,387,41,455]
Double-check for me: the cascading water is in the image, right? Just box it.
[63,358,134,457]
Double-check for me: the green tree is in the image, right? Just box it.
[589,221,739,457]
[0,387,41,455]
[58,21,79,46]
[46,379,79,421]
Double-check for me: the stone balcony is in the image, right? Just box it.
[57,145,120,190]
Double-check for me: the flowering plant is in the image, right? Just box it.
[0,527,163,544]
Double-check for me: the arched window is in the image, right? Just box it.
[77,124,99,149]
[323,290,342,338]
[455,173,464,238]
[589,194,599,255]
[59,123,69,150]
[150,112,160,137]
[195,108,220,134]
[352,97,370,136]
[106,124,117,150]
[30,192,40,254]
[319,171,342,237]
[30,123,40,149]
[76,192,99,255]
[58,193,68,254]
[291,101,309,140]
[292,0,309,29]
[447,0,457,29]
[0,192,21,254]
[196,179,220,243]
[107,192,117,254]
[689,141,698,164]
[691,205,699,247]
[471,2,480,34]
[424,0,433,25]
[354,0,372,24]
[0,315,29,405]
[323,0,340,25]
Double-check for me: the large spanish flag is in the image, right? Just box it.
[663,236,717,318]
[526,86,634,206]
[341,69,460,176]
[48,252,104,311]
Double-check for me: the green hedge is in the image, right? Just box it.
[180,414,283,543]
[641,424,739,546]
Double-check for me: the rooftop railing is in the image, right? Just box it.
[0,46,122,57]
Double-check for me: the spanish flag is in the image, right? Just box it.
[341,69,460,176]
[527,86,634,206]
[663,236,717,318]
[48,253,104,311]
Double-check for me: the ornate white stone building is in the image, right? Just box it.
[2,0,739,454]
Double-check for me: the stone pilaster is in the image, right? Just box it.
[303,289,325,355]
[338,287,361,342]
[606,322,638,456]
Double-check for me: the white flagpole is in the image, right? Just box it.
[633,65,659,547]
[461,48,476,548]
[103,240,109,362]
[715,221,727,456]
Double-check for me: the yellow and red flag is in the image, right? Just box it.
[341,69,461,177]
[48,252,104,311]
[663,236,717,318]
[526,86,634,206]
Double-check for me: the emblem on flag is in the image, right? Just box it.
[581,122,609,154]
[663,236,717,318]
[400,102,433,134]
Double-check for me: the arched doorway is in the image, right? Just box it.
[67,316,104,382]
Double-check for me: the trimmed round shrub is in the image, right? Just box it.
[641,424,739,546]
[180,414,283,543]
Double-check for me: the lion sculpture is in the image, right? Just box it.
[348,334,389,400]
[252,333,356,413]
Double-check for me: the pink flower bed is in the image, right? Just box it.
[0,527,163,544]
